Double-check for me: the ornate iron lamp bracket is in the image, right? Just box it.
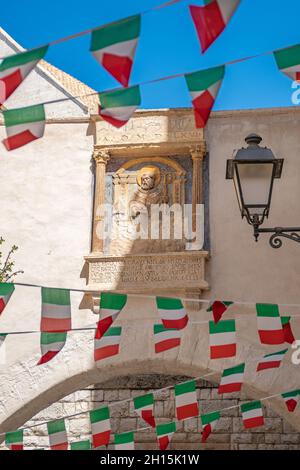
[254,226,300,248]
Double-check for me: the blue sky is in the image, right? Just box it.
[1,0,300,109]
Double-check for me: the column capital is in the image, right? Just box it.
[190,143,206,160]
[93,149,110,165]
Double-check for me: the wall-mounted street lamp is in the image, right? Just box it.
[226,133,300,248]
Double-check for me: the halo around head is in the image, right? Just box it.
[137,165,161,187]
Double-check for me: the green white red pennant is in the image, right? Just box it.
[241,400,264,429]
[256,304,284,345]
[94,326,122,361]
[0,46,48,105]
[47,419,68,450]
[153,324,181,353]
[256,348,288,372]
[70,440,91,450]
[37,332,67,365]
[207,300,233,324]
[174,380,199,420]
[274,43,300,82]
[98,85,141,128]
[0,333,6,349]
[218,363,245,394]
[281,316,295,344]
[0,283,15,315]
[5,430,23,450]
[156,296,188,330]
[114,432,134,450]
[90,15,141,87]
[2,104,46,151]
[189,1,240,53]
[209,319,236,359]
[41,287,71,332]
[185,65,225,128]
[201,411,220,443]
[282,390,300,412]
[156,422,176,450]
[95,292,127,340]
[90,406,111,448]
[134,393,156,428]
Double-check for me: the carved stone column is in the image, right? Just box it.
[191,143,206,232]
[92,149,110,253]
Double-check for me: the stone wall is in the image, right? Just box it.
[14,375,300,450]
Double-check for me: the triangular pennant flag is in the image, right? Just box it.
[134,393,156,428]
[0,283,15,315]
[95,292,127,340]
[281,316,295,344]
[90,15,141,87]
[241,400,264,429]
[37,332,67,365]
[114,431,134,450]
[274,44,300,82]
[256,348,288,372]
[175,379,199,420]
[185,65,225,128]
[218,363,245,394]
[153,324,181,353]
[282,390,300,412]
[47,419,68,450]
[90,406,111,448]
[98,85,141,128]
[94,326,122,361]
[2,104,46,151]
[5,429,23,450]
[156,296,188,330]
[189,0,240,53]
[256,304,284,345]
[209,319,236,359]
[0,46,48,104]
[70,440,91,450]
[41,287,71,332]
[156,422,176,450]
[0,333,6,349]
[201,411,220,443]
[207,300,233,324]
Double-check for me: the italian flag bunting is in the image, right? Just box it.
[218,363,245,394]
[37,332,67,365]
[274,43,300,82]
[94,326,122,361]
[189,1,240,53]
[70,440,91,450]
[90,406,111,448]
[95,292,127,340]
[0,46,48,104]
[185,65,225,128]
[0,333,6,349]
[133,393,156,428]
[256,304,284,345]
[90,15,141,87]
[47,419,68,450]
[241,401,264,429]
[41,287,71,332]
[201,411,220,443]
[156,296,188,330]
[153,324,181,353]
[281,316,295,344]
[156,422,176,451]
[256,348,288,372]
[2,104,46,151]
[114,432,134,450]
[207,300,233,324]
[5,430,23,450]
[174,379,199,420]
[282,390,300,412]
[209,319,236,359]
[99,86,141,128]
[0,283,15,315]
